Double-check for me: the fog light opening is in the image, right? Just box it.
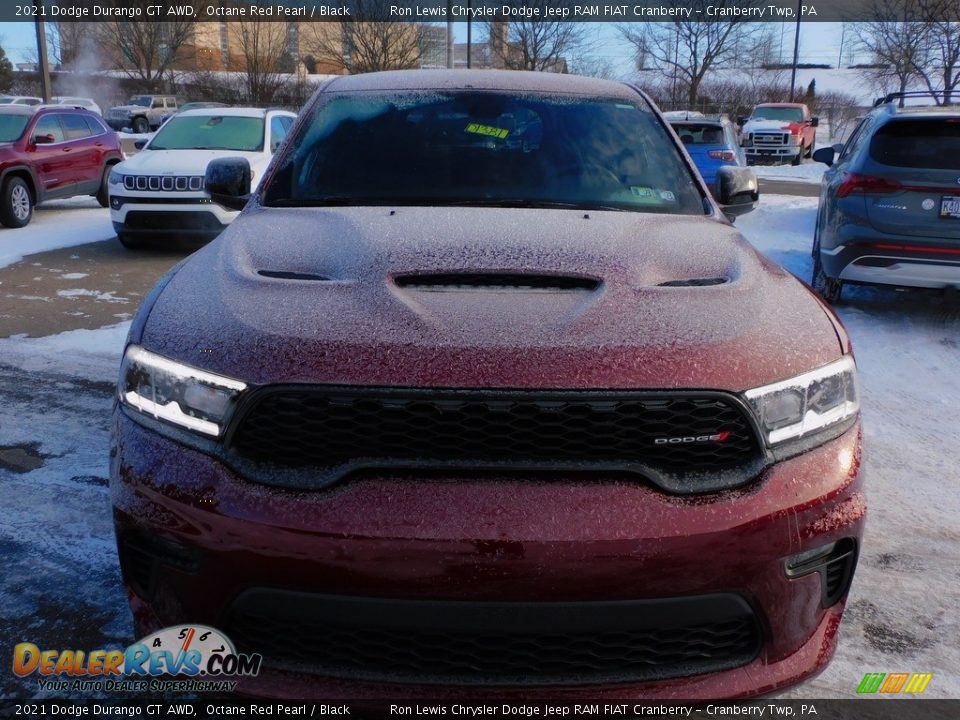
[785,538,858,607]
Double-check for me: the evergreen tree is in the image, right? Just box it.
[0,45,14,93]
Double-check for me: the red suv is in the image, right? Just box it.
[111,71,864,700]
[0,105,123,228]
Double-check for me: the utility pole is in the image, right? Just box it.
[467,2,472,69]
[447,1,454,68]
[788,0,801,102]
[34,10,52,102]
[837,23,845,69]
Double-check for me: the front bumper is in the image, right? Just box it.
[111,410,865,699]
[745,146,801,163]
[110,194,236,241]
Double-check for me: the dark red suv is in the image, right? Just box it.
[0,105,122,228]
[111,71,864,700]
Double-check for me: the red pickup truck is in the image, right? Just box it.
[739,103,819,166]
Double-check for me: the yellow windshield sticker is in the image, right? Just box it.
[465,123,510,140]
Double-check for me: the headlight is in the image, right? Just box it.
[119,345,247,437]
[744,355,860,446]
[109,169,126,186]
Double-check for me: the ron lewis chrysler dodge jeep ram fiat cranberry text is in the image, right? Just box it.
[111,71,864,700]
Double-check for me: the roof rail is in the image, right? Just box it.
[873,90,951,107]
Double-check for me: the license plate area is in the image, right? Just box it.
[940,195,960,219]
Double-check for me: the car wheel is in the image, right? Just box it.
[132,116,150,134]
[96,165,113,208]
[0,176,34,228]
[791,152,802,166]
[806,141,815,158]
[812,251,843,303]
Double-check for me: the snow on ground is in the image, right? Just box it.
[752,160,827,184]
[739,196,960,698]
[0,199,115,271]
[0,322,129,383]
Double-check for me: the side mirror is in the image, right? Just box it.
[32,133,55,145]
[714,166,759,222]
[810,117,820,127]
[737,116,746,126]
[812,146,836,166]
[133,139,148,150]
[205,157,251,211]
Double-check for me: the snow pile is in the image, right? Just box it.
[753,161,827,184]
[0,322,129,382]
[0,198,115,271]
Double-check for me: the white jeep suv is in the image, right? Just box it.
[108,107,296,248]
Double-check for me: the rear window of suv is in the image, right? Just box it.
[265,91,705,215]
[870,119,960,169]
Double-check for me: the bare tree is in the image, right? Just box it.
[304,1,426,74]
[483,13,592,72]
[915,0,960,104]
[235,9,295,104]
[851,0,929,106]
[96,1,199,91]
[620,1,768,107]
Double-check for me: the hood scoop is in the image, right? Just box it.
[258,270,331,281]
[657,277,729,287]
[394,273,600,293]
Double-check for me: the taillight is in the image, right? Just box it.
[836,173,903,198]
[708,150,737,161]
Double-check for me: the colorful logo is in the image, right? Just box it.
[13,625,261,692]
[857,672,933,695]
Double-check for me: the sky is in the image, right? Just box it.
[0,20,851,74]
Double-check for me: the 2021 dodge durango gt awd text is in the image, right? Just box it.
[110,71,864,700]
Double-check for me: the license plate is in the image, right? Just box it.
[940,196,960,219]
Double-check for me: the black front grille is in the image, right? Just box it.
[226,387,762,490]
[223,591,763,686]
[124,210,223,231]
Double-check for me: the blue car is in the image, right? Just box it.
[668,115,747,187]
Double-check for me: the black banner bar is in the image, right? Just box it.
[5,0,957,23]
[1,700,959,720]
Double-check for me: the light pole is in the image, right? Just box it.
[34,6,52,102]
[788,0,802,102]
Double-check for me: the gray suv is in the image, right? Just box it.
[811,92,960,302]
[106,95,178,133]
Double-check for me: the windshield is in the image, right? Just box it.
[129,96,152,107]
[0,98,14,105]
[149,115,265,151]
[0,114,28,141]
[264,91,704,215]
[751,107,804,123]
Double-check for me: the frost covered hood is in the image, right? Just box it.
[141,206,842,391]
[119,149,270,178]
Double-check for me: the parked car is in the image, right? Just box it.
[811,93,960,302]
[159,101,229,125]
[669,114,750,188]
[740,103,818,166]
[105,95,178,133]
[0,105,123,228]
[0,96,42,106]
[108,107,296,248]
[111,70,863,700]
[50,96,102,115]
